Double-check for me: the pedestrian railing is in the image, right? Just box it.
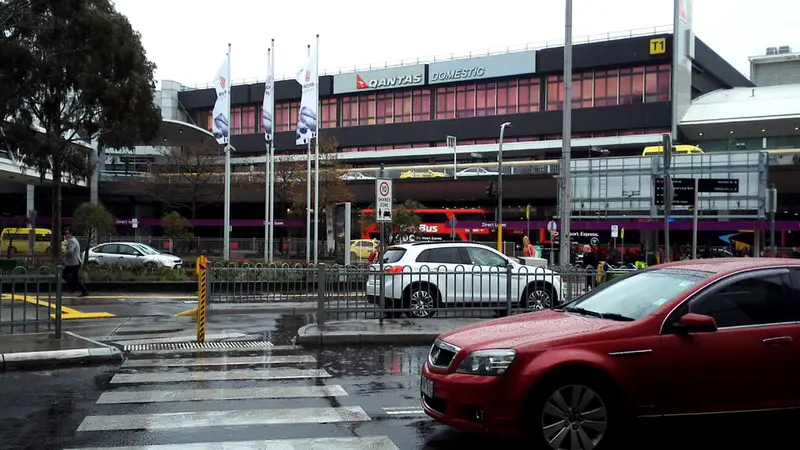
[204,261,635,324]
[0,265,64,337]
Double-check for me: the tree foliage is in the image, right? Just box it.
[132,142,225,219]
[283,137,353,217]
[361,200,424,245]
[161,211,193,254]
[73,202,115,263]
[0,0,162,259]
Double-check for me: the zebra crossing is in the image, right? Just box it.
[66,343,427,450]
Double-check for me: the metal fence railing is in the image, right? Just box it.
[0,265,63,337]
[204,262,635,322]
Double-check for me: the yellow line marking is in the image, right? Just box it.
[176,308,198,317]
[61,295,198,300]
[1,293,116,320]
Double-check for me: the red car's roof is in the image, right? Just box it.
[656,257,800,274]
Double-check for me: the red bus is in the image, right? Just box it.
[361,208,492,241]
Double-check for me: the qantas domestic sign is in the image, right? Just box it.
[356,73,423,90]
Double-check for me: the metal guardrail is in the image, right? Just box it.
[204,262,634,320]
[181,25,671,88]
[0,265,63,336]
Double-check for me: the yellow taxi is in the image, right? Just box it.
[349,239,378,261]
[641,144,704,156]
[399,169,447,179]
[0,227,53,255]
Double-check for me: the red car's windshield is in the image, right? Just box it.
[563,269,713,320]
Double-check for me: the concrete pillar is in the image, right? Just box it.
[90,148,100,205]
[26,184,35,221]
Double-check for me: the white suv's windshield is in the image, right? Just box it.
[560,269,711,321]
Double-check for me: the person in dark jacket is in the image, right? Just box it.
[582,249,598,290]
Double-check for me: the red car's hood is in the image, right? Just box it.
[440,310,628,350]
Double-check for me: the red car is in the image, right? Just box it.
[421,258,800,449]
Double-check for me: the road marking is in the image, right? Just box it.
[66,436,400,450]
[110,368,330,384]
[75,406,370,432]
[126,344,302,356]
[62,295,199,300]
[382,406,426,416]
[121,355,316,368]
[111,332,249,345]
[97,385,348,404]
[1,293,115,319]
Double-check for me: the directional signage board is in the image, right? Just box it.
[375,179,393,223]
[655,178,739,206]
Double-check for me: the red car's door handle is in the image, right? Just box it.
[762,336,793,346]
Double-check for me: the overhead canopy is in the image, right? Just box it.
[157,118,216,146]
[680,85,800,140]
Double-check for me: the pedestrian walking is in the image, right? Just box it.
[62,228,89,297]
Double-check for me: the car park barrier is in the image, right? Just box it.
[0,264,63,337]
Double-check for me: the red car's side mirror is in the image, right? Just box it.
[674,313,718,333]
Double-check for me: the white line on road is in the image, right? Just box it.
[75,406,370,432]
[382,406,426,416]
[109,368,330,384]
[126,345,302,356]
[66,436,400,450]
[122,355,315,368]
[110,332,249,345]
[97,385,348,404]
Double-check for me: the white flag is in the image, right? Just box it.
[211,55,231,145]
[295,43,318,146]
[262,49,275,142]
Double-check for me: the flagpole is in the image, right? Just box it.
[304,44,312,264]
[264,46,271,262]
[268,39,276,262]
[223,43,232,261]
[312,34,320,266]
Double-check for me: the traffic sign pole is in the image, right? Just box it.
[692,177,699,259]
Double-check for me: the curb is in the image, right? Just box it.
[176,303,320,316]
[0,331,123,372]
[296,325,439,347]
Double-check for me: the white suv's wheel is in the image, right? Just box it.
[405,284,439,318]
[523,284,556,310]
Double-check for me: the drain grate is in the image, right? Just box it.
[122,340,273,352]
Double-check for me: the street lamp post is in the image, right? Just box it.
[497,122,511,253]
[559,0,574,267]
[447,136,457,179]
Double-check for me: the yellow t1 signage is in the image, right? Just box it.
[650,38,667,55]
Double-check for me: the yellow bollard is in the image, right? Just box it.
[196,257,208,343]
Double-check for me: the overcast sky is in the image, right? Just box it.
[115,0,797,89]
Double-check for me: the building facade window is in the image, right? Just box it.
[376,92,393,124]
[547,65,671,110]
[455,84,477,118]
[497,80,519,115]
[275,101,300,132]
[518,78,541,113]
[476,82,497,116]
[394,91,412,123]
[411,88,431,122]
[358,93,377,126]
[321,98,337,128]
[435,86,456,120]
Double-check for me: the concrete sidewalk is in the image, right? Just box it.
[0,331,122,371]
[297,318,483,346]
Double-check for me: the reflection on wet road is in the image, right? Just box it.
[0,312,794,449]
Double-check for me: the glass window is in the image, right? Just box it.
[358,94,376,126]
[382,248,406,264]
[341,96,358,127]
[417,248,464,264]
[455,84,476,118]
[240,106,256,134]
[412,88,431,122]
[435,86,455,120]
[376,92,393,124]
[568,269,711,321]
[321,98,337,128]
[497,80,518,115]
[545,75,563,111]
[690,273,800,327]
[230,107,242,135]
[476,82,497,117]
[394,91,412,123]
[465,247,507,267]
[518,78,540,113]
[117,244,139,255]
[275,101,299,132]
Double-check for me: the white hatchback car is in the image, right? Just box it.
[88,242,183,268]
[365,242,562,318]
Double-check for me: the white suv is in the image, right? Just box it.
[365,242,563,318]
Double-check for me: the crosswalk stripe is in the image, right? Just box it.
[65,436,400,450]
[110,368,330,384]
[97,385,348,404]
[121,355,315,368]
[76,406,371,432]
[126,345,301,356]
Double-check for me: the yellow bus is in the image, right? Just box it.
[641,144,704,156]
[0,228,53,255]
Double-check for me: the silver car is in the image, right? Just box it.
[87,242,183,268]
[456,167,498,177]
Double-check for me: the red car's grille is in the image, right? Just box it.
[428,339,460,369]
